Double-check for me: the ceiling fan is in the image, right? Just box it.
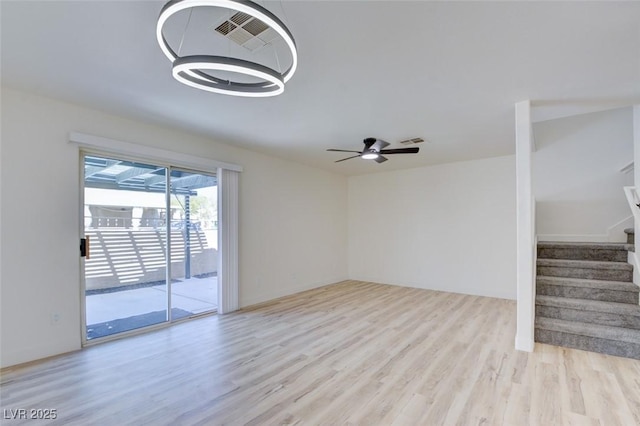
[327,138,419,163]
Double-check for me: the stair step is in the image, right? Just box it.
[535,317,640,360]
[625,227,635,244]
[537,258,633,282]
[537,276,639,304]
[537,258,632,271]
[537,242,628,262]
[536,295,640,329]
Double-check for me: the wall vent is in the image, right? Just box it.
[214,12,279,52]
[399,137,425,145]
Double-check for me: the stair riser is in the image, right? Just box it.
[537,266,632,282]
[534,328,640,360]
[536,305,640,330]
[537,248,627,262]
[628,233,634,245]
[537,284,639,304]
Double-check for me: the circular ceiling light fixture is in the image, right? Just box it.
[173,55,285,97]
[157,0,297,97]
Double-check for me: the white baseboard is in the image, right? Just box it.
[1,339,80,369]
[608,215,634,242]
[538,234,613,243]
[629,251,640,291]
[537,216,633,243]
[355,276,517,300]
[515,334,535,352]
[239,276,348,309]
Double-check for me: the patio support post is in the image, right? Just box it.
[184,194,191,279]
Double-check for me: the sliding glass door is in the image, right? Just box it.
[169,169,218,318]
[82,154,217,342]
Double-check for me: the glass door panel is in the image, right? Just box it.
[169,168,218,317]
[83,155,168,340]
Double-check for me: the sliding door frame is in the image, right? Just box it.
[80,149,175,346]
[73,132,241,347]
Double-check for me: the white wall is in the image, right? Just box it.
[533,107,634,241]
[0,88,348,368]
[348,155,517,300]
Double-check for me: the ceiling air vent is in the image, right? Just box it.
[243,18,269,36]
[214,20,236,36]
[399,137,425,145]
[214,12,280,52]
[229,11,252,26]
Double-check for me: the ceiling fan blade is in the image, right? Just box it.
[371,139,390,151]
[374,155,388,163]
[335,155,361,163]
[327,149,362,153]
[379,147,420,154]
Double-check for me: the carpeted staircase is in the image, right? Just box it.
[535,229,640,359]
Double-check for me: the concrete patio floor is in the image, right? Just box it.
[86,276,217,325]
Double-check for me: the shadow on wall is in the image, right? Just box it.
[85,229,217,290]
[536,200,632,240]
[533,107,634,240]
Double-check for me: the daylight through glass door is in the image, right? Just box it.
[83,155,218,341]
[169,168,218,318]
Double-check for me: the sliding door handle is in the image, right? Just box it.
[80,236,90,259]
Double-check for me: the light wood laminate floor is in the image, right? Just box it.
[2,280,640,425]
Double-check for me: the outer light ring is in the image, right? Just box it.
[157,0,297,87]
[172,55,285,97]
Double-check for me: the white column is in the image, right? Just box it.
[515,100,535,352]
[634,106,640,291]
[634,106,640,189]
[217,168,239,314]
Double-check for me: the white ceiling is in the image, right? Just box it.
[2,1,639,175]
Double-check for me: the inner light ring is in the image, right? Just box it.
[172,55,285,97]
[157,0,298,87]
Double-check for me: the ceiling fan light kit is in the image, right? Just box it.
[361,152,379,160]
[157,0,297,97]
[327,138,420,164]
